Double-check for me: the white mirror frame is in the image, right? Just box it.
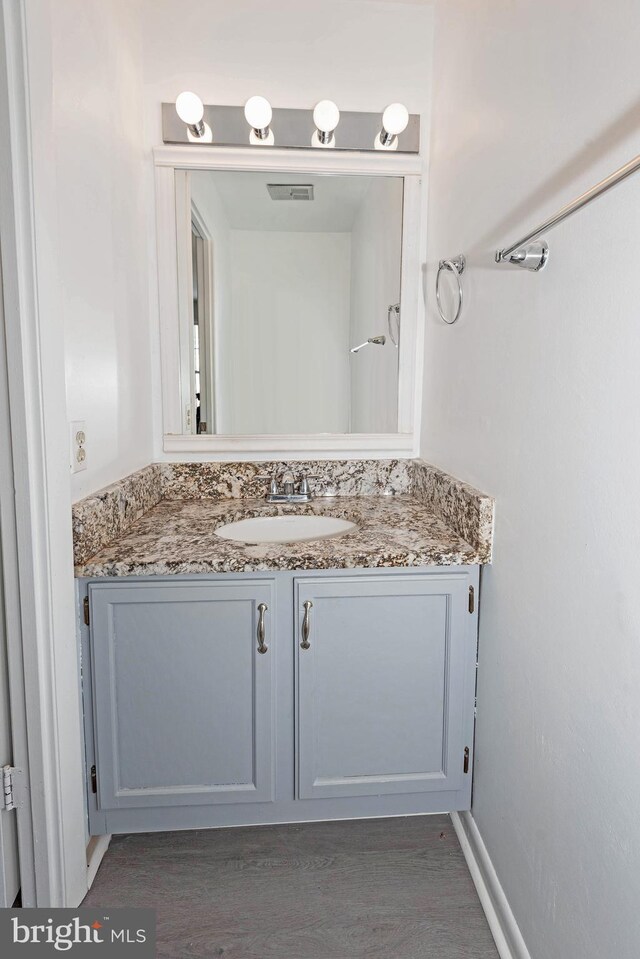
[154,145,426,459]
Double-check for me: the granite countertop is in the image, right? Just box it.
[75,494,484,578]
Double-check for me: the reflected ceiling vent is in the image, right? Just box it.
[267,184,314,201]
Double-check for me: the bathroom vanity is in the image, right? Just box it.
[66,99,499,838]
[68,134,493,837]
[73,460,493,836]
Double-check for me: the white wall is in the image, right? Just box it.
[424,3,640,958]
[142,0,435,457]
[226,231,351,433]
[49,0,153,500]
[349,177,403,432]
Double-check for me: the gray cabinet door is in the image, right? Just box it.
[295,573,472,800]
[89,580,275,809]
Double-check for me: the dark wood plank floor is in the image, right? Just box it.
[83,815,498,959]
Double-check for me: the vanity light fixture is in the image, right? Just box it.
[375,102,409,150]
[175,91,212,142]
[244,96,274,145]
[312,100,340,148]
[162,101,419,152]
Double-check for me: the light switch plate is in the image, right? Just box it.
[70,420,87,473]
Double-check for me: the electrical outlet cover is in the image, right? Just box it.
[70,420,87,473]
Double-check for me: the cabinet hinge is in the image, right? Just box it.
[90,765,97,794]
[463,747,470,774]
[2,765,21,810]
[83,595,90,626]
[468,586,475,614]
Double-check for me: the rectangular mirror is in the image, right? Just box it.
[178,170,404,436]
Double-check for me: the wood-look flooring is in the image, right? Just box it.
[82,815,498,959]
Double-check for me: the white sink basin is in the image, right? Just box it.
[214,514,357,545]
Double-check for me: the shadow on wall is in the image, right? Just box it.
[472,94,640,254]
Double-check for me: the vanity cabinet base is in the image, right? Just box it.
[79,566,479,836]
[89,792,471,836]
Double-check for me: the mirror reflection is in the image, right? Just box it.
[181,170,404,435]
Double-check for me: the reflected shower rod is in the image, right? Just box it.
[495,150,640,271]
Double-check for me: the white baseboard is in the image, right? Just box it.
[451,812,532,959]
[86,835,111,890]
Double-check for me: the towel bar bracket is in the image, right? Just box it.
[495,149,640,272]
[495,240,549,272]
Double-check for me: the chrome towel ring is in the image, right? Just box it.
[387,303,400,347]
[436,254,466,325]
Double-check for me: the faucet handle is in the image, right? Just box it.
[298,472,320,495]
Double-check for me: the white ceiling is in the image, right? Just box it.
[189,170,391,232]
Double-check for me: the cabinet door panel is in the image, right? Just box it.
[89,580,275,809]
[296,574,471,800]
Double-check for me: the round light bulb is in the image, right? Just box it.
[382,102,409,136]
[175,91,204,125]
[244,95,272,130]
[313,99,340,133]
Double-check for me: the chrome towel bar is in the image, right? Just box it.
[496,150,640,270]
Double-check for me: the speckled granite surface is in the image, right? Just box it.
[72,460,412,566]
[161,459,411,500]
[75,495,484,577]
[72,458,494,575]
[72,464,164,566]
[411,461,494,563]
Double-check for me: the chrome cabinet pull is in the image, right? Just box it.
[300,600,313,650]
[257,603,268,654]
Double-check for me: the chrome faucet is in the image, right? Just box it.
[256,469,319,503]
[282,470,295,497]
